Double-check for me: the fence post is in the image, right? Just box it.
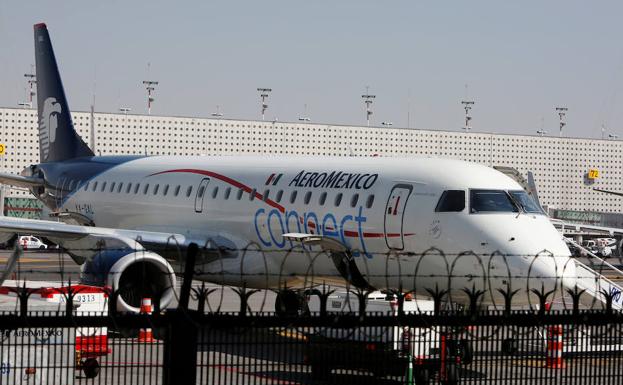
[163,243,199,385]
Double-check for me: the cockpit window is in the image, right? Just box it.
[435,190,465,212]
[470,189,518,213]
[509,190,544,214]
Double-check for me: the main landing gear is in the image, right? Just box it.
[275,289,309,317]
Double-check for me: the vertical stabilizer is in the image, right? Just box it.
[34,23,94,163]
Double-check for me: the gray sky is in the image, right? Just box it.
[2,1,623,138]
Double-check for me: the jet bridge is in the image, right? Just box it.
[565,238,623,310]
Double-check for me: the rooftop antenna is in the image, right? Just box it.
[211,105,223,117]
[298,103,310,121]
[257,88,272,121]
[362,86,376,127]
[556,107,568,137]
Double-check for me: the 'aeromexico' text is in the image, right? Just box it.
[289,170,378,190]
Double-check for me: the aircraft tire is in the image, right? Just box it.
[275,290,309,317]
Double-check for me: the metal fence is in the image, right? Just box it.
[2,245,623,384]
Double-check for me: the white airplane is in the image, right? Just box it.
[0,23,576,314]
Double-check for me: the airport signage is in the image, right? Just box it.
[588,169,599,180]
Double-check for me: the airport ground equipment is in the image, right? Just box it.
[0,282,110,379]
[564,238,623,310]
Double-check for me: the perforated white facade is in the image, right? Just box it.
[1,106,621,212]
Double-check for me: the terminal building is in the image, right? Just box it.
[1,106,622,225]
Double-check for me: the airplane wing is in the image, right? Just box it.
[0,216,188,263]
[0,172,44,189]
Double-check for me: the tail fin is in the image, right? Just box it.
[34,23,93,163]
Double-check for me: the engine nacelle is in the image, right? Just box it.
[80,249,177,313]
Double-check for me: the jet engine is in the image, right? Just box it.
[80,249,177,313]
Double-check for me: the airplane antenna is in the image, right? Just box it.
[362,86,376,127]
[257,88,272,121]
[556,106,568,137]
[461,100,475,131]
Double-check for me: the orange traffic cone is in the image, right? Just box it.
[545,325,565,369]
[138,298,154,343]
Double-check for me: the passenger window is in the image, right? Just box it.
[319,192,327,205]
[224,187,231,199]
[68,180,75,191]
[250,188,256,201]
[153,184,159,195]
[350,193,359,207]
[334,193,343,207]
[92,181,98,192]
[117,183,123,193]
[237,189,244,200]
[101,182,107,192]
[134,184,140,194]
[84,182,89,191]
[304,191,312,204]
[469,190,517,213]
[263,189,270,201]
[290,190,298,204]
[143,184,150,195]
[109,182,116,193]
[197,185,205,198]
[163,184,169,196]
[126,183,132,194]
[174,185,181,196]
[435,190,466,212]
[212,186,219,198]
[366,194,375,208]
[186,186,193,197]
[275,190,283,202]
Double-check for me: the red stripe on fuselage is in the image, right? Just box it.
[149,168,286,213]
[148,168,414,240]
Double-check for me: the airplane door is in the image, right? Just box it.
[194,178,210,213]
[384,184,413,250]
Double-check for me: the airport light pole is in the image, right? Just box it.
[143,80,158,115]
[24,71,36,108]
[362,87,376,127]
[556,107,568,137]
[461,100,475,131]
[257,88,272,121]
